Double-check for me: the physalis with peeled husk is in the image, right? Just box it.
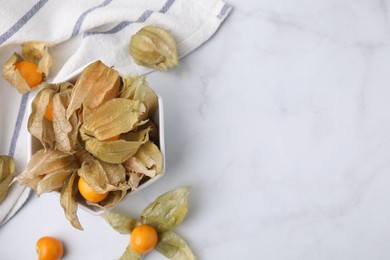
[16,60,164,230]
[103,186,195,260]
[0,155,16,204]
[129,26,178,71]
[2,41,52,93]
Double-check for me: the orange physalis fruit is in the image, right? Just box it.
[78,177,108,203]
[44,98,54,121]
[36,236,64,260]
[130,224,158,254]
[15,60,43,88]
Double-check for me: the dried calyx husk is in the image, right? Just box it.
[21,60,163,230]
[61,172,83,230]
[103,187,195,259]
[2,41,52,94]
[66,60,120,120]
[15,149,79,195]
[22,41,53,76]
[129,26,178,71]
[81,126,151,165]
[28,82,78,152]
[80,98,146,142]
[80,99,149,164]
[0,155,16,204]
[121,74,158,120]
[2,53,31,94]
[124,141,163,183]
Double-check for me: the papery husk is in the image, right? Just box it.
[129,26,178,71]
[123,141,163,178]
[137,141,162,175]
[66,61,120,120]
[0,156,15,182]
[100,160,127,187]
[81,126,150,164]
[28,85,59,149]
[127,171,144,190]
[0,155,16,204]
[2,53,31,94]
[22,41,52,76]
[83,138,147,164]
[135,120,159,144]
[155,231,196,260]
[60,172,83,230]
[0,174,14,204]
[120,245,143,260]
[103,211,140,234]
[141,186,190,232]
[120,126,151,142]
[77,159,127,193]
[36,169,77,195]
[121,75,158,120]
[80,98,146,141]
[124,157,155,179]
[57,81,74,92]
[51,83,79,152]
[77,158,130,209]
[87,189,128,209]
[74,146,95,165]
[16,148,79,192]
[28,83,78,151]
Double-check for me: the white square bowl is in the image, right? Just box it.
[28,89,165,215]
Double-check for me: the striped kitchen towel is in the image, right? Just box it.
[0,0,232,226]
[1,0,232,81]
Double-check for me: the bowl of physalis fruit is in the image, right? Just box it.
[16,60,165,230]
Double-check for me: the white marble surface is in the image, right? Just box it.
[2,0,390,259]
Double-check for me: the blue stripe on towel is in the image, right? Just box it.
[8,93,30,157]
[84,0,175,37]
[85,10,153,36]
[71,0,113,37]
[0,0,49,45]
[159,0,175,13]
